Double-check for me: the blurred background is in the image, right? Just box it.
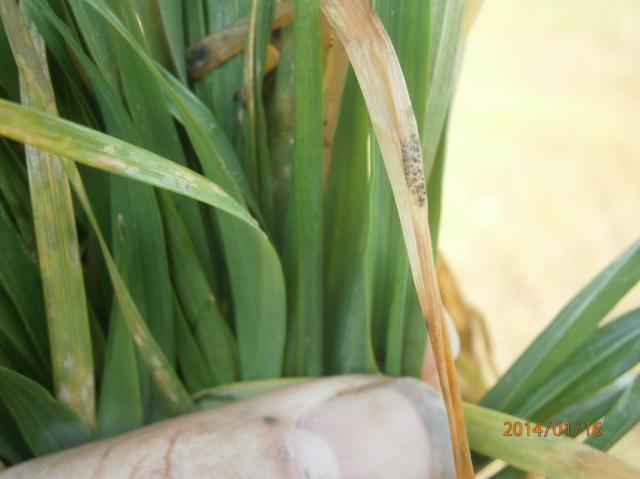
[441,0,640,468]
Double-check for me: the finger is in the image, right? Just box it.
[1,375,454,479]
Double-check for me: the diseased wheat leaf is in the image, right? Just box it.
[0,100,256,228]
[366,0,454,378]
[321,1,473,475]
[1,0,95,427]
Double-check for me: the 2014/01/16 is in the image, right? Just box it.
[503,420,603,438]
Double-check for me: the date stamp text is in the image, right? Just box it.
[503,420,603,438]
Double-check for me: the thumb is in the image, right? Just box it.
[0,375,455,479]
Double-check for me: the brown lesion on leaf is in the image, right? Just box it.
[233,86,248,107]
[401,133,427,207]
[186,45,208,74]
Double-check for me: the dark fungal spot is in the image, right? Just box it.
[401,133,426,207]
[233,86,248,106]
[187,45,208,73]
[262,415,278,426]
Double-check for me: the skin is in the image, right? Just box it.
[1,376,455,478]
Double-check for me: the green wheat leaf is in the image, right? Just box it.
[1,0,95,427]
[0,368,93,456]
[481,239,640,413]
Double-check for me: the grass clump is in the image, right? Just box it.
[0,0,638,477]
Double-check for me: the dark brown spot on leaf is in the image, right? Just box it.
[401,133,426,207]
[187,46,208,73]
[233,86,248,106]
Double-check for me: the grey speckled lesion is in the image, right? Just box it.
[401,133,427,207]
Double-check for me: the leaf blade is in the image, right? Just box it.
[321,1,473,474]
[481,239,640,413]
[465,402,640,479]
[284,0,324,375]
[1,0,95,427]
[0,99,257,228]
[586,373,640,451]
[0,368,93,456]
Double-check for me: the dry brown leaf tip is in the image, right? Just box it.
[320,0,474,476]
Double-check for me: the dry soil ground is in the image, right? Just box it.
[442,0,640,469]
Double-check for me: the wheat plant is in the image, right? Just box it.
[0,0,638,477]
